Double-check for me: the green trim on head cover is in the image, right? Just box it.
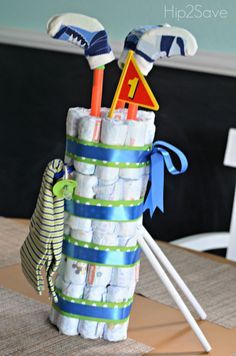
[73,194,144,207]
[64,234,139,251]
[53,303,129,324]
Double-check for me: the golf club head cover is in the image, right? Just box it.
[47,13,115,69]
[118,24,198,75]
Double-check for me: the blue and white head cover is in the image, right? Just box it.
[47,13,115,69]
[118,24,198,75]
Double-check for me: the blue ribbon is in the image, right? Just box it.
[65,200,143,221]
[63,239,141,266]
[66,138,150,163]
[55,294,132,321]
[143,141,188,217]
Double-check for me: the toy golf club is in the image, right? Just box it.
[116,24,198,120]
[47,13,115,117]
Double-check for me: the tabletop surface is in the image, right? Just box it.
[1,219,236,356]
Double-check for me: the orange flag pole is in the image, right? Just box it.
[127,103,138,120]
[90,66,105,117]
[116,100,125,109]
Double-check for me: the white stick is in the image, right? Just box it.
[138,235,212,352]
[141,226,207,320]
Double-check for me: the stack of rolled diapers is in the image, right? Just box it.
[49,107,156,341]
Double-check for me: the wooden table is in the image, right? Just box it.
[1,220,236,355]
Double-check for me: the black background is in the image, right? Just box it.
[0,44,235,246]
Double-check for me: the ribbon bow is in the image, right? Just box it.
[143,141,188,217]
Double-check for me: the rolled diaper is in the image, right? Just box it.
[137,110,155,123]
[75,173,98,198]
[66,107,89,137]
[118,221,138,237]
[104,286,130,341]
[56,106,156,341]
[54,269,85,336]
[127,283,136,299]
[141,174,149,198]
[64,224,71,236]
[118,216,142,237]
[100,107,110,119]
[87,265,112,287]
[95,180,123,200]
[92,220,118,234]
[141,165,150,197]
[144,123,156,145]
[83,285,107,300]
[111,264,139,288]
[64,211,69,223]
[78,116,101,142]
[61,280,84,298]
[79,286,107,339]
[56,255,67,277]
[137,110,156,145]
[73,160,95,175]
[119,166,145,180]
[104,320,129,341]
[92,231,117,246]
[117,235,138,247]
[54,269,82,335]
[122,179,142,200]
[101,107,128,121]
[54,273,64,290]
[125,120,146,147]
[64,259,87,285]
[71,228,93,243]
[113,108,127,121]
[101,118,128,145]
[107,285,129,302]
[144,165,150,176]
[57,312,79,336]
[95,166,119,185]
[68,216,92,231]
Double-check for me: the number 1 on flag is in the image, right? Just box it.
[108,50,159,118]
[128,77,139,99]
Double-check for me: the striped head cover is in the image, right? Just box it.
[20,159,64,302]
[118,24,198,75]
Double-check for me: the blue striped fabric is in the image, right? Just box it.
[20,159,64,301]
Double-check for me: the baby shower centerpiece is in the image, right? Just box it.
[20,13,211,352]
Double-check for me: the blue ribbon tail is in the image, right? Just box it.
[143,141,188,218]
[143,151,164,217]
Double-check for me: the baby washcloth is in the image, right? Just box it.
[20,159,64,301]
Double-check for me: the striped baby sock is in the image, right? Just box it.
[47,13,114,69]
[20,159,64,301]
[119,24,198,75]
